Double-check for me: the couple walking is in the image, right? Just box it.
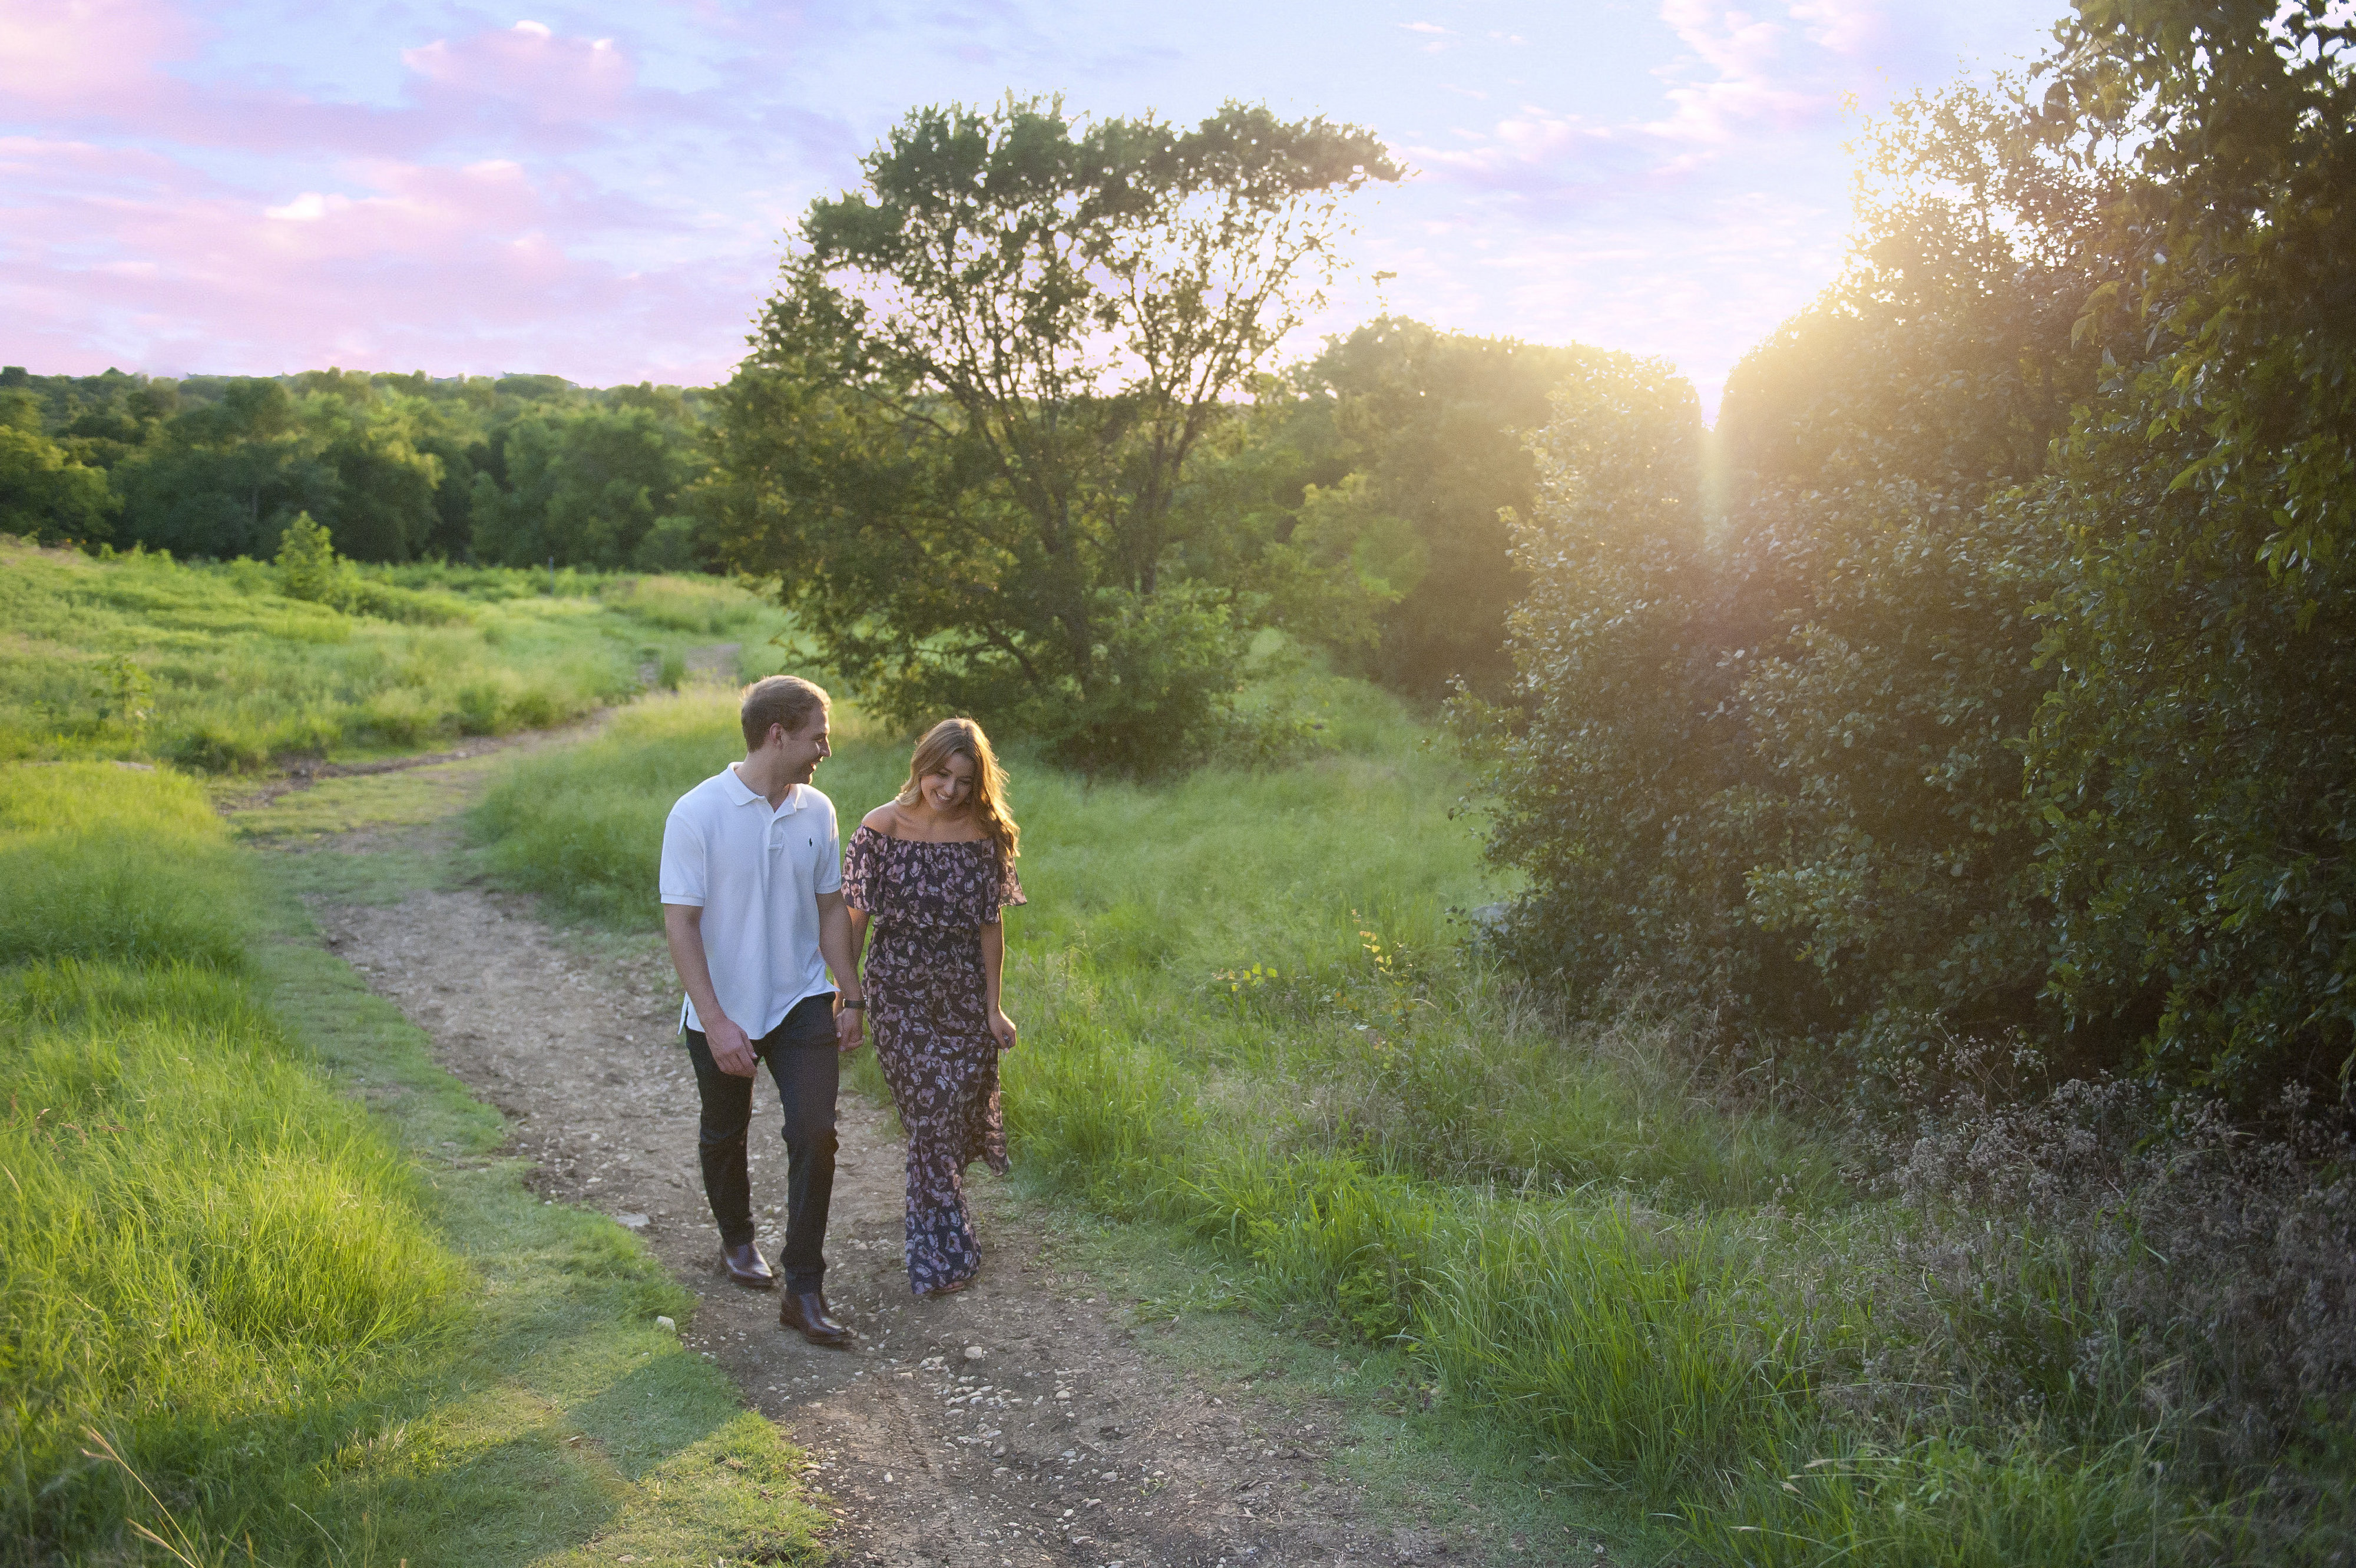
[659,676,1024,1347]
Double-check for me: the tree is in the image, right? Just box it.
[1700,82,2105,1081]
[1461,5,2356,1109]
[2021,0,2356,1100]
[1306,320,1607,700]
[1450,354,1733,1003]
[470,402,706,570]
[113,379,335,558]
[0,391,114,542]
[274,510,346,603]
[303,379,444,562]
[1461,87,2103,1080]
[712,97,1400,770]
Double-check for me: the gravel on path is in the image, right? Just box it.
[303,862,1420,1568]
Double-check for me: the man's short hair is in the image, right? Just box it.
[740,676,829,751]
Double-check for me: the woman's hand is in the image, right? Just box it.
[988,1006,1018,1053]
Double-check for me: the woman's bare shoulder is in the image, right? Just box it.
[860,803,906,837]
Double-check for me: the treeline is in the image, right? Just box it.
[0,367,716,570]
[2,330,1578,727]
[1464,2,2355,1112]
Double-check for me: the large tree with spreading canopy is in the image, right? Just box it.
[710,97,1401,772]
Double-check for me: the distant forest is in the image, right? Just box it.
[2,319,1586,709]
[0,366,717,573]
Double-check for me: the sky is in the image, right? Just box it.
[1,0,2067,415]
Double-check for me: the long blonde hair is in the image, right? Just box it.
[896,717,1020,861]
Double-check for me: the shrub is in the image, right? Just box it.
[1035,584,1253,778]
[1881,1080,2356,1474]
[274,511,344,604]
[168,720,272,774]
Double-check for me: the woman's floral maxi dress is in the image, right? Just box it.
[842,826,1025,1295]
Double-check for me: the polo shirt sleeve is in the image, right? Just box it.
[659,799,707,907]
[815,796,843,895]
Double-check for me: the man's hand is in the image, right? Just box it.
[706,1014,758,1077]
[836,1002,865,1056]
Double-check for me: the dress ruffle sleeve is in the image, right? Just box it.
[984,848,1026,923]
[841,823,876,912]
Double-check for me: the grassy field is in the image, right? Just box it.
[4,542,2330,1565]
[469,684,2325,1567]
[0,538,800,773]
[0,760,826,1564]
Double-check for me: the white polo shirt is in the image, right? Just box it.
[657,765,843,1040]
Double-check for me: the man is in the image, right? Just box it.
[659,675,867,1347]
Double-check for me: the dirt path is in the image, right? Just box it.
[294,820,1421,1567]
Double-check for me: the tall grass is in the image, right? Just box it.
[1,752,827,1563]
[0,540,792,770]
[471,684,2302,1564]
[471,690,765,924]
[0,763,459,1558]
[0,959,462,1557]
[597,573,775,635]
[0,764,254,969]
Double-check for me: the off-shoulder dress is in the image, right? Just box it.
[841,824,1026,1295]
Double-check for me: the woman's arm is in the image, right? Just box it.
[816,890,865,1054]
[981,919,1017,1051]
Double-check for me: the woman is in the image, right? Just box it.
[842,717,1025,1296]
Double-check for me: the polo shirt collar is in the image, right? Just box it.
[724,765,803,814]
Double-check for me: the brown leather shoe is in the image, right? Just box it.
[723,1242,775,1289]
[779,1289,852,1347]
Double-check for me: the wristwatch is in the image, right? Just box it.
[839,998,866,1010]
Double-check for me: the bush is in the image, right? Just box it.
[274,510,343,603]
[1037,584,1253,778]
[168,720,273,774]
[1881,1080,2356,1474]
[2017,0,2356,1101]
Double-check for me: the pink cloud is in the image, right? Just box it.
[0,0,194,111]
[5,6,667,161]
[403,21,636,124]
[1789,0,1900,58]
[0,133,754,384]
[1405,0,1903,206]
[256,160,549,260]
[1647,0,1824,144]
[1402,105,1686,210]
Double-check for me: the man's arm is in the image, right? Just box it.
[816,889,866,1053]
[663,903,757,1077]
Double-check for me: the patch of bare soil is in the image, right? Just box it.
[302,834,1416,1567]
